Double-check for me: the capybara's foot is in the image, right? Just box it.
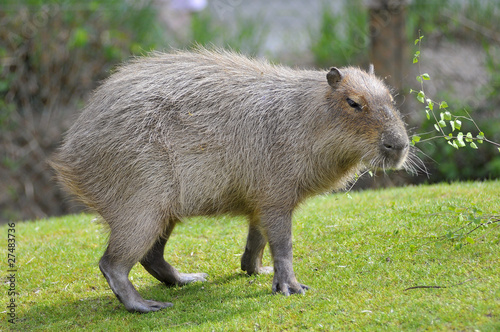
[272,277,309,296]
[177,273,208,285]
[241,261,273,275]
[126,299,173,313]
[100,254,174,313]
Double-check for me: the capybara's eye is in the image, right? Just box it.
[346,98,362,111]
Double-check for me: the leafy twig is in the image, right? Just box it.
[410,32,500,152]
[440,215,499,240]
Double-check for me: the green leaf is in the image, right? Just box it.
[450,121,455,132]
[412,135,421,143]
[466,132,473,142]
[465,237,475,244]
[434,124,441,132]
[439,101,448,109]
[422,73,431,80]
[417,91,425,103]
[445,133,453,140]
[416,75,423,83]
[428,101,434,111]
[413,51,420,63]
[470,142,478,149]
[426,110,430,120]
[498,148,500,153]
[477,132,485,140]
[448,140,459,149]
[443,111,452,120]
[455,119,462,130]
[414,36,424,45]
[438,120,446,128]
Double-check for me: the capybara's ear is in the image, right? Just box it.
[368,64,374,75]
[327,67,343,88]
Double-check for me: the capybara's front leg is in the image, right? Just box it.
[262,210,309,296]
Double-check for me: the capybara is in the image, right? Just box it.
[51,48,410,312]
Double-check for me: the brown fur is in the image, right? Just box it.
[50,48,410,312]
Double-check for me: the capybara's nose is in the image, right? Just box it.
[381,129,409,152]
[380,130,409,167]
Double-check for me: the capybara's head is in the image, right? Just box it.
[325,66,409,171]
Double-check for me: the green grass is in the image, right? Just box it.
[3,181,499,331]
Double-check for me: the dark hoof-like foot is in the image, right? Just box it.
[126,299,173,313]
[272,281,309,296]
[177,273,208,285]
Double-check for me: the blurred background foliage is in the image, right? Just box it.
[1,0,499,222]
[0,0,165,221]
[310,0,369,68]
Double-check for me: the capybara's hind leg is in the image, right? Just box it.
[241,219,273,275]
[140,219,208,286]
[99,216,173,313]
[99,251,172,313]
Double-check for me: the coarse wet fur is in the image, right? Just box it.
[50,48,411,313]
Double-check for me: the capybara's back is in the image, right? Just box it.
[51,48,410,312]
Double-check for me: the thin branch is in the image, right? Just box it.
[404,278,476,291]
[483,138,500,148]
[474,222,500,242]
[464,217,500,236]
[437,214,500,241]
[344,169,371,193]
[411,35,500,151]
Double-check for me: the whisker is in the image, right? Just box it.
[360,151,372,164]
[405,160,417,176]
[405,150,429,177]
[411,145,437,165]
